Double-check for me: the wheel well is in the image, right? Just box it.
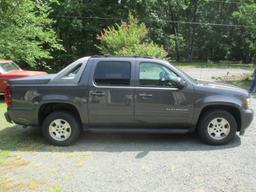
[38,103,81,126]
[197,105,241,131]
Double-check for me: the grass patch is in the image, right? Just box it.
[0,102,10,129]
[0,151,10,164]
[0,101,11,164]
[49,185,62,192]
[0,99,49,151]
[0,98,64,152]
[0,176,25,192]
[173,62,254,69]
[228,79,252,89]
[0,151,10,159]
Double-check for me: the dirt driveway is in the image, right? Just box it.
[0,68,255,192]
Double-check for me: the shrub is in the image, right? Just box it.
[96,14,167,59]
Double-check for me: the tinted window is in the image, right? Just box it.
[62,63,82,80]
[139,62,179,87]
[94,61,131,86]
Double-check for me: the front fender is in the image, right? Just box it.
[192,95,242,125]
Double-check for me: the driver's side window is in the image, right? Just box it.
[139,62,179,88]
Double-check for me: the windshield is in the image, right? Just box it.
[0,62,21,72]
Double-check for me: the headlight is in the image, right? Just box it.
[245,98,252,109]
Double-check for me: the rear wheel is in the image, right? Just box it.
[42,111,81,146]
[198,110,237,145]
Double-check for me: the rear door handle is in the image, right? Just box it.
[138,93,153,97]
[90,91,105,96]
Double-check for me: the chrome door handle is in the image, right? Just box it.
[138,93,153,97]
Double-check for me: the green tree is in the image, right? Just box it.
[41,0,256,66]
[125,0,254,63]
[96,14,167,59]
[233,2,256,63]
[0,0,63,67]
[50,0,128,69]
[123,0,188,61]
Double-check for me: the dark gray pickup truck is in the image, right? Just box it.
[4,56,254,146]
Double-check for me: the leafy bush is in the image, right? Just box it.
[0,0,63,67]
[96,14,167,59]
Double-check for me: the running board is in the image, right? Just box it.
[83,128,190,134]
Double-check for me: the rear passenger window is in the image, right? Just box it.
[94,61,131,86]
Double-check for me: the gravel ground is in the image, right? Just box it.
[0,68,255,192]
[182,67,251,81]
[1,103,256,192]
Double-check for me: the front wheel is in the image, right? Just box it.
[42,111,81,146]
[198,110,237,145]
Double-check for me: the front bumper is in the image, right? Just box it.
[240,108,254,135]
[4,112,12,123]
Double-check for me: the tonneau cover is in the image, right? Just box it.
[8,74,56,85]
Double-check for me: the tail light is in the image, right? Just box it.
[4,83,12,107]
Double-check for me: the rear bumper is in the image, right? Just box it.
[240,108,254,135]
[5,107,38,126]
[4,112,12,123]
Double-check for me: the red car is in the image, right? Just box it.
[0,60,47,93]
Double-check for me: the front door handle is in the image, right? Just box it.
[138,93,153,98]
[90,91,105,96]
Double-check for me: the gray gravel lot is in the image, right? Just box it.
[182,67,251,81]
[3,101,255,192]
[1,68,255,192]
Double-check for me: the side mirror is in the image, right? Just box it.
[175,77,186,89]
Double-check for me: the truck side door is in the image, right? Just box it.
[134,62,194,128]
[87,59,135,128]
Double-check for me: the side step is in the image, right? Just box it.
[83,128,190,134]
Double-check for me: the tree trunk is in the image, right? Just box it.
[168,2,180,61]
[187,0,198,62]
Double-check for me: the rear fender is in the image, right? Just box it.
[36,94,85,125]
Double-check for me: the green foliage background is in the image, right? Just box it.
[96,14,167,58]
[0,0,63,68]
[0,0,256,70]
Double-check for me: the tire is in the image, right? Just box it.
[198,110,237,145]
[42,111,81,146]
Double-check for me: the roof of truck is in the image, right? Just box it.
[91,55,154,59]
[74,55,158,64]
